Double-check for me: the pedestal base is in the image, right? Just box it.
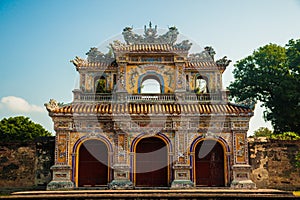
[231,164,256,189]
[171,180,194,189]
[109,180,133,189]
[171,164,194,189]
[231,179,256,189]
[109,164,133,189]
[46,165,74,190]
[47,181,74,190]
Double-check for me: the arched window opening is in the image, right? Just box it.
[141,77,161,94]
[186,74,189,91]
[95,76,106,93]
[113,74,117,90]
[195,76,208,94]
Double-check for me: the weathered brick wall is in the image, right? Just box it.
[249,137,300,191]
[0,137,55,188]
[0,142,35,187]
[34,137,55,186]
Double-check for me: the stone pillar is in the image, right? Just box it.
[109,133,133,189]
[171,128,194,188]
[47,131,74,190]
[230,131,256,189]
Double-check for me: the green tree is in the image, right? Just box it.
[0,116,52,142]
[228,39,300,134]
[253,127,273,137]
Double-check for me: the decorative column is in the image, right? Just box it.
[231,130,256,189]
[171,120,194,188]
[115,63,128,102]
[174,63,186,101]
[47,130,74,190]
[109,132,133,189]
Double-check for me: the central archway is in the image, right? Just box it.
[78,139,108,187]
[135,137,168,187]
[138,72,165,93]
[141,78,161,94]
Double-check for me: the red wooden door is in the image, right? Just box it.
[78,140,108,187]
[135,137,168,187]
[195,140,225,186]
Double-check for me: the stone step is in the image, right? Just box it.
[1,189,295,199]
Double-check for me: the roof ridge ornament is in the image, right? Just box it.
[85,47,115,63]
[44,99,59,112]
[122,23,180,45]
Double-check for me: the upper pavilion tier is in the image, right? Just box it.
[66,23,242,108]
[71,23,231,73]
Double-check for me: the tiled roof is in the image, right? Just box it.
[51,103,252,115]
[186,61,217,68]
[76,61,116,69]
[113,44,187,53]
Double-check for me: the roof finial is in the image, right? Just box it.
[149,21,152,28]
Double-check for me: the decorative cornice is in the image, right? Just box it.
[48,102,253,116]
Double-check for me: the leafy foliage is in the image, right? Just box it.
[0,116,52,142]
[95,78,109,93]
[228,39,300,134]
[253,127,273,137]
[269,132,300,140]
[252,127,300,140]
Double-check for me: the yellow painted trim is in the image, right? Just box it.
[192,138,228,186]
[75,138,111,187]
[133,135,170,186]
[293,191,300,196]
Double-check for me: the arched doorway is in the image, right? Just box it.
[135,137,168,187]
[194,140,225,186]
[78,139,108,187]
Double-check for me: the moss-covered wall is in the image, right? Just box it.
[249,137,300,191]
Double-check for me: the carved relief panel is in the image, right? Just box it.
[234,133,247,164]
[115,133,128,164]
[56,132,69,165]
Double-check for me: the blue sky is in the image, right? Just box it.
[0,0,299,134]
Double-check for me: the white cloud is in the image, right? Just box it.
[0,96,45,113]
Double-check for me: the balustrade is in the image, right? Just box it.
[74,92,226,103]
